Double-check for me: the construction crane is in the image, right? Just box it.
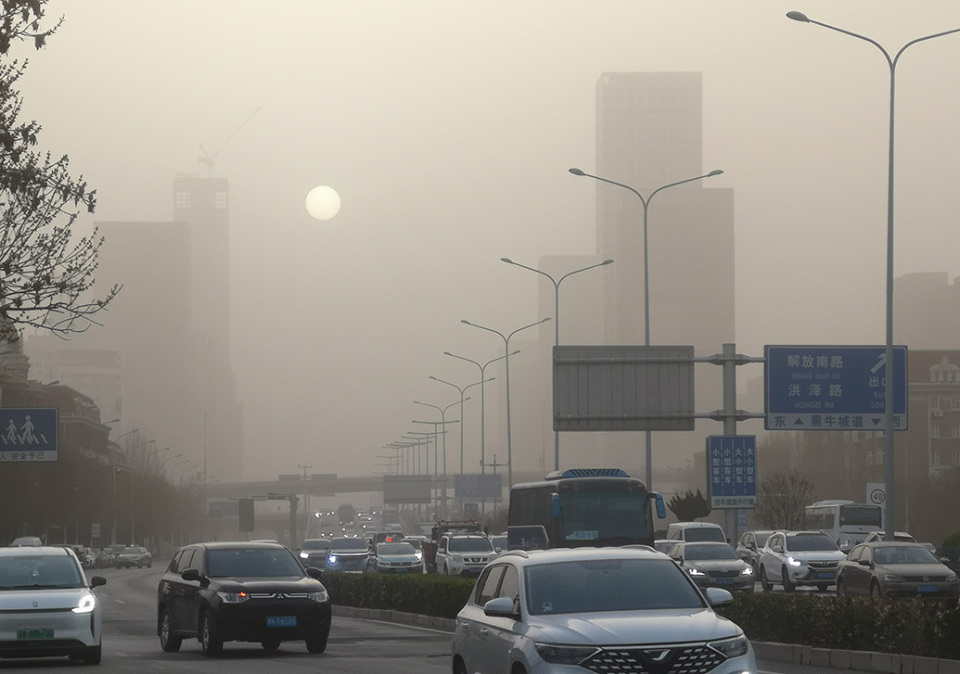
[198,107,261,177]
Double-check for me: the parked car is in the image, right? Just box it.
[157,541,331,656]
[735,530,775,574]
[116,546,152,568]
[9,536,42,546]
[861,531,917,544]
[666,521,727,543]
[323,537,370,573]
[452,546,756,674]
[836,541,960,603]
[369,541,423,574]
[0,545,106,664]
[758,530,846,592]
[668,541,755,591]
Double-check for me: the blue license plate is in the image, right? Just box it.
[716,578,734,585]
[817,572,835,579]
[917,585,938,593]
[266,616,297,628]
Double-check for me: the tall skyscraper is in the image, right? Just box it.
[593,72,736,473]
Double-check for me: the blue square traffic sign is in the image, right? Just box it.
[0,408,59,461]
[706,436,757,509]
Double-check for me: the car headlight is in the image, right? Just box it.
[72,592,97,614]
[786,556,803,567]
[741,565,754,576]
[217,591,250,604]
[328,554,338,564]
[709,634,750,659]
[300,551,310,559]
[307,589,329,603]
[883,573,905,582]
[947,572,958,582]
[450,555,463,564]
[535,643,599,665]
[687,567,706,576]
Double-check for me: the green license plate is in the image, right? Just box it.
[17,628,54,639]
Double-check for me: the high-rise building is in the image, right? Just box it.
[585,72,736,476]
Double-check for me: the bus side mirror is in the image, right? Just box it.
[550,492,561,520]
[652,492,666,519]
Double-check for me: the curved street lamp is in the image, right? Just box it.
[461,317,551,488]
[501,257,614,469]
[430,375,494,474]
[569,167,722,490]
[786,10,960,540]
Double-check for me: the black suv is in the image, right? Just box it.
[157,541,331,656]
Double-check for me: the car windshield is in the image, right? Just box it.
[683,528,726,542]
[378,543,415,555]
[875,546,939,565]
[449,538,494,553]
[787,534,838,551]
[756,532,772,546]
[401,539,423,550]
[0,555,84,589]
[525,558,704,615]
[685,544,738,561]
[206,548,305,577]
[122,547,140,554]
[301,540,328,550]
[330,539,367,551]
[491,536,507,549]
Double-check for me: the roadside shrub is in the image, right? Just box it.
[322,572,473,619]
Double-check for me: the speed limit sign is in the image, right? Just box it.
[867,483,886,506]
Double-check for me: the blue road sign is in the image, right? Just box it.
[0,408,59,462]
[706,435,757,509]
[764,345,907,431]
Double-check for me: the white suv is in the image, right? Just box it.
[758,530,846,592]
[452,547,756,674]
[436,534,495,577]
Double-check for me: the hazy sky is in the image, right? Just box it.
[13,1,960,480]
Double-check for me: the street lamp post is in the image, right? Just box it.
[461,317,551,488]
[787,10,960,541]
[569,167,722,490]
[413,405,461,518]
[501,257,614,470]
[430,375,493,474]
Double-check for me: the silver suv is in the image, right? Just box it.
[758,530,845,592]
[452,546,755,674]
[436,534,495,577]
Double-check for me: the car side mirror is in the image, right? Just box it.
[772,545,784,553]
[858,559,871,567]
[483,596,519,619]
[704,587,734,607]
[305,566,323,579]
[89,576,106,588]
[181,568,201,582]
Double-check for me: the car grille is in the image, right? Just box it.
[582,645,727,674]
[706,570,740,579]
[902,575,951,582]
[247,592,311,599]
[463,556,489,564]
[806,561,838,570]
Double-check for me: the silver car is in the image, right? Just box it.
[0,546,106,665]
[668,541,755,591]
[452,547,756,674]
[371,542,423,574]
[837,542,959,603]
[758,530,845,592]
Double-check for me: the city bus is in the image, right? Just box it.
[507,468,666,550]
[804,500,882,551]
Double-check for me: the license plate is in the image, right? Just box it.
[17,628,54,639]
[266,616,297,628]
[817,572,835,579]
[716,578,734,585]
[917,585,938,593]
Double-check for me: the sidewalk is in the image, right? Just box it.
[332,605,960,674]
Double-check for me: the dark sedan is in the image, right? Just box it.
[669,541,755,591]
[837,541,959,604]
[157,541,331,656]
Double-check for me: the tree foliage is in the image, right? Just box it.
[0,0,117,342]
[667,489,711,522]
[754,470,813,530]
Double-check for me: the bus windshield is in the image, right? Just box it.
[559,483,650,543]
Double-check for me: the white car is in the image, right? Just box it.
[0,546,106,665]
[452,546,756,674]
[436,534,495,577]
[758,530,846,592]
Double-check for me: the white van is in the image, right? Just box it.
[666,521,727,543]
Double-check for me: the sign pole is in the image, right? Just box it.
[723,344,738,543]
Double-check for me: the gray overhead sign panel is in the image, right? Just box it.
[553,345,695,432]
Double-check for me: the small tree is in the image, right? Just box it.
[667,489,711,522]
[754,470,813,530]
[0,1,118,342]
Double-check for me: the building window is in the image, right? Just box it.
[953,396,960,411]
[932,450,941,465]
[215,191,228,210]
[932,397,941,410]
[932,424,941,438]
[174,191,190,210]
[953,424,960,439]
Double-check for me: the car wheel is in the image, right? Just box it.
[199,612,224,657]
[759,566,772,592]
[159,609,182,652]
[305,632,328,654]
[453,656,468,674]
[871,581,883,599]
[781,567,796,592]
[79,644,101,665]
[261,637,281,652]
[148,560,152,568]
